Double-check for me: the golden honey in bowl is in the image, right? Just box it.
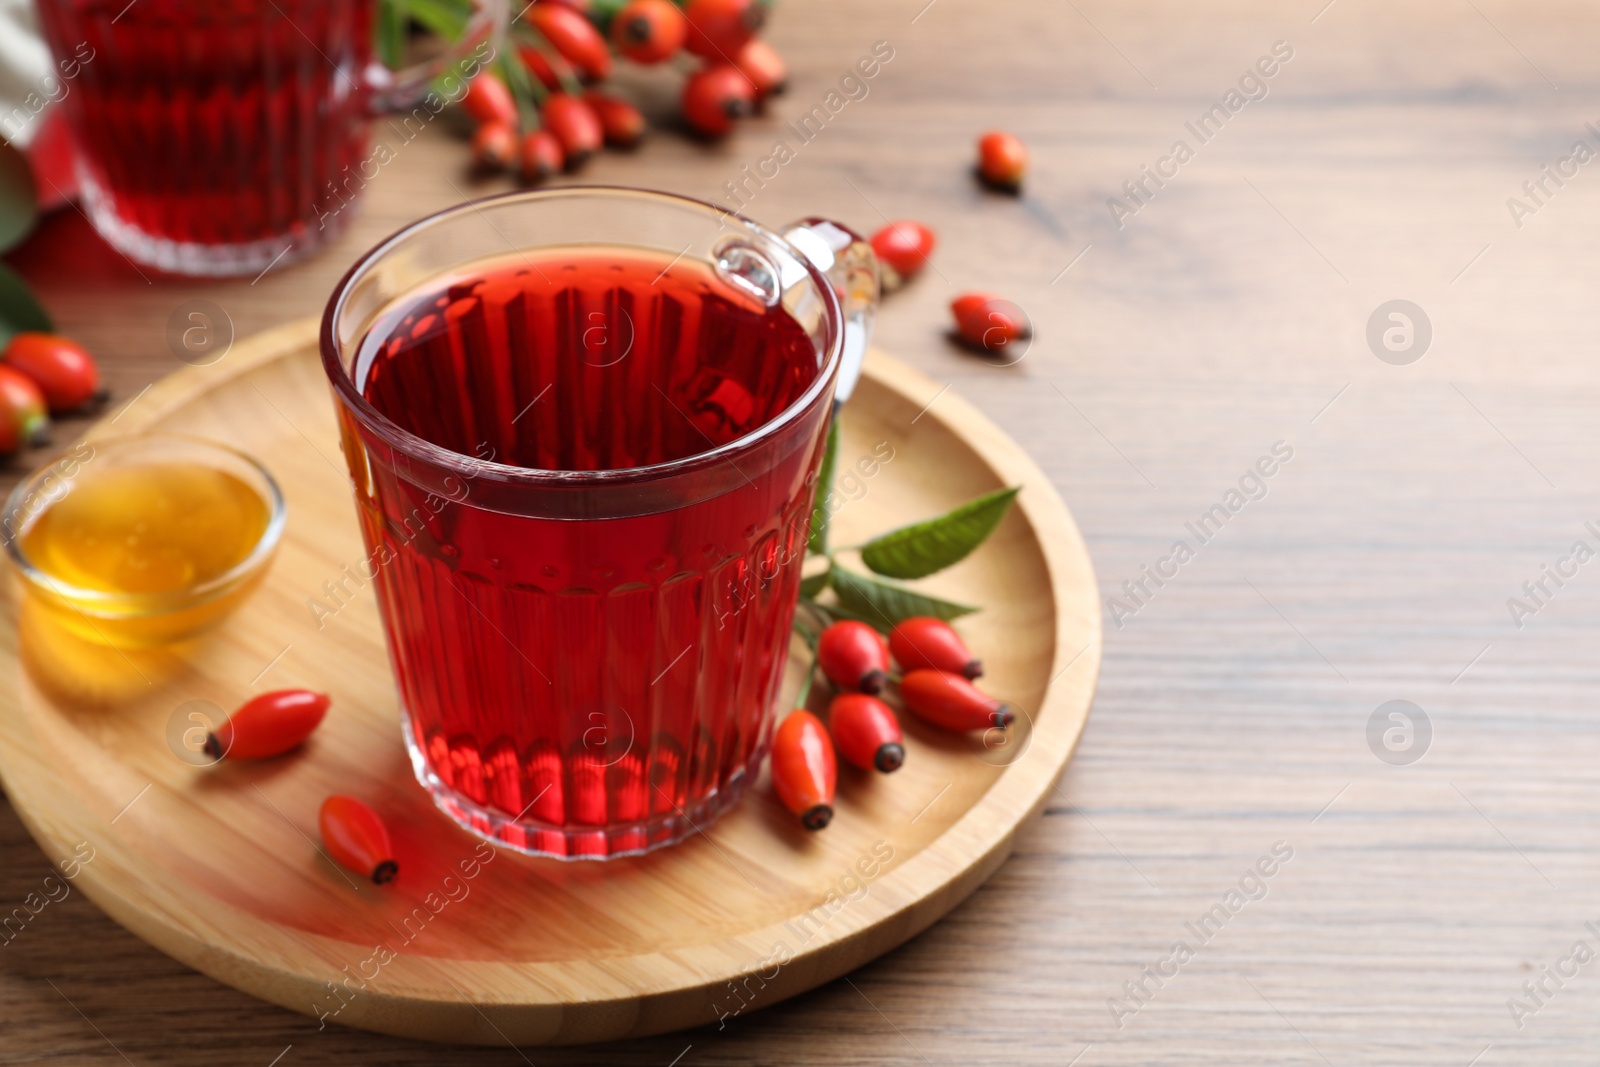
[23,463,268,593]
[6,435,284,649]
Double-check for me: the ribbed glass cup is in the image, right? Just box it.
[321,188,850,859]
[35,0,503,277]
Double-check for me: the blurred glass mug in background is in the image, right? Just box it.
[34,0,506,277]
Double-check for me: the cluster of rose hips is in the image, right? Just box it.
[859,131,1033,357]
[462,0,785,181]
[0,333,105,457]
[769,616,1014,831]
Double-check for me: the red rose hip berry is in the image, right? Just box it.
[611,0,687,64]
[734,38,788,100]
[681,65,755,138]
[889,617,982,679]
[951,292,1031,354]
[526,2,613,81]
[977,130,1028,192]
[3,333,106,413]
[682,0,765,60]
[461,73,518,128]
[541,93,602,169]
[519,130,565,183]
[829,693,905,773]
[516,43,563,90]
[319,795,397,884]
[471,121,517,172]
[0,365,50,454]
[870,221,936,287]
[585,90,647,147]
[771,710,837,830]
[204,689,331,761]
[900,670,1015,732]
[817,620,890,694]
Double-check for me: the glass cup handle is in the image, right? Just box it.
[364,0,510,116]
[781,218,881,413]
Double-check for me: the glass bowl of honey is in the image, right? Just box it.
[3,433,285,648]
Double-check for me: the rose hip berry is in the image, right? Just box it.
[585,90,647,148]
[829,693,905,773]
[519,129,565,183]
[734,38,788,100]
[900,669,1015,732]
[526,2,613,81]
[461,74,518,129]
[0,365,50,454]
[771,709,837,830]
[471,121,517,172]
[541,93,603,169]
[870,221,936,287]
[683,0,765,60]
[890,617,982,680]
[950,292,995,330]
[611,0,687,64]
[204,689,331,761]
[817,620,890,694]
[681,65,755,138]
[2,333,106,413]
[319,795,398,884]
[977,130,1028,192]
[951,293,1031,354]
[516,43,563,90]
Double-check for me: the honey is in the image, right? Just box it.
[16,460,276,647]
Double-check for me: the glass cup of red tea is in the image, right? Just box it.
[321,188,880,859]
[34,0,505,277]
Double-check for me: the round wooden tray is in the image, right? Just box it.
[0,319,1100,1046]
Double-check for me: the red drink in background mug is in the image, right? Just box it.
[34,0,504,277]
[322,188,879,858]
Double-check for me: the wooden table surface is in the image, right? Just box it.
[6,0,1600,1062]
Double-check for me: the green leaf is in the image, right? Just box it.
[376,0,408,69]
[0,263,52,349]
[829,566,977,633]
[799,566,831,599]
[586,0,625,35]
[497,52,542,128]
[807,419,840,555]
[0,139,38,254]
[859,486,1020,579]
[402,0,469,38]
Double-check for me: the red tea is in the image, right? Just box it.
[36,0,375,270]
[341,248,827,856]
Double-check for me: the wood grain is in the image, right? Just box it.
[5,0,1600,1061]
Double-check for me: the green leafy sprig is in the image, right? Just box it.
[801,423,1018,633]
